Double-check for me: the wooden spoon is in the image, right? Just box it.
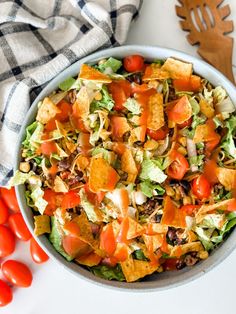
[176,0,235,84]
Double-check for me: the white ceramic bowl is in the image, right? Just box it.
[15,45,236,291]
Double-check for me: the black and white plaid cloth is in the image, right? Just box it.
[0,0,142,186]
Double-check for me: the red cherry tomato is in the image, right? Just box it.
[61,190,81,210]
[0,187,20,213]
[178,117,192,128]
[0,225,15,257]
[123,55,144,72]
[192,174,211,200]
[0,280,13,307]
[62,235,91,258]
[0,198,9,224]
[2,260,33,288]
[30,238,49,264]
[100,224,116,256]
[146,127,168,141]
[40,141,57,156]
[167,150,189,180]
[8,213,31,241]
[108,80,131,111]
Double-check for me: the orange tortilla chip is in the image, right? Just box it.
[193,124,219,143]
[120,256,159,282]
[147,93,164,130]
[169,242,203,257]
[36,97,61,124]
[79,64,112,83]
[76,155,90,171]
[76,252,102,267]
[143,64,170,81]
[161,57,192,79]
[121,149,138,175]
[161,196,186,228]
[143,234,163,253]
[72,86,90,118]
[89,157,120,192]
[216,168,236,190]
[199,99,215,118]
[72,212,95,246]
[126,217,144,239]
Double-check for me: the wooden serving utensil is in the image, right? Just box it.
[176,0,235,84]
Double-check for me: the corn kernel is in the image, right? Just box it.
[198,251,209,260]
[19,162,30,173]
[177,146,187,156]
[94,92,102,101]
[166,186,175,197]
[183,196,192,205]
[178,136,187,147]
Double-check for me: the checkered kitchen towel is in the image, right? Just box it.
[0,0,142,185]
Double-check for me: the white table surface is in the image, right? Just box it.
[2,1,236,313]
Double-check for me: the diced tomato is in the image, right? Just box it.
[110,116,130,139]
[181,204,200,216]
[123,55,144,72]
[45,119,57,131]
[48,164,58,176]
[62,235,91,258]
[228,199,236,212]
[100,224,116,256]
[146,127,168,140]
[163,258,182,271]
[167,150,189,180]
[40,141,57,156]
[108,80,131,110]
[203,159,219,184]
[131,83,149,94]
[84,183,105,206]
[167,95,192,124]
[173,75,201,92]
[43,189,58,216]
[205,134,220,153]
[71,116,88,132]
[114,244,128,262]
[112,142,126,155]
[56,100,72,122]
[192,175,211,200]
[61,190,81,210]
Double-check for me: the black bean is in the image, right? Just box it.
[184,254,199,266]
[176,259,186,270]
[126,73,142,84]
[59,159,71,170]
[179,180,190,191]
[153,214,162,223]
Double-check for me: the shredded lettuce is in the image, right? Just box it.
[58,77,81,91]
[92,147,116,165]
[140,181,165,198]
[124,98,141,114]
[22,121,43,151]
[79,189,99,222]
[8,170,34,187]
[90,264,125,281]
[132,250,148,261]
[90,86,114,112]
[139,159,167,183]
[188,155,204,168]
[31,186,48,215]
[49,216,73,261]
[221,115,236,158]
[189,97,200,115]
[97,57,122,73]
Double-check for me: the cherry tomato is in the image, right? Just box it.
[181,204,200,216]
[192,174,211,200]
[40,141,57,156]
[8,213,31,241]
[167,150,189,180]
[146,127,168,140]
[62,235,91,258]
[2,260,33,287]
[123,55,144,72]
[30,238,49,264]
[0,198,9,224]
[0,187,20,213]
[0,225,15,257]
[61,190,81,210]
[178,117,192,128]
[100,224,116,256]
[0,280,13,307]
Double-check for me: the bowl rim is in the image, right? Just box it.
[15,45,236,292]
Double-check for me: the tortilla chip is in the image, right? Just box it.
[120,256,159,282]
[161,196,186,228]
[193,124,219,143]
[121,149,138,175]
[169,241,203,257]
[143,234,163,252]
[144,139,159,151]
[89,157,120,192]
[72,86,90,119]
[129,126,146,144]
[161,57,193,79]
[199,99,215,118]
[55,144,69,158]
[145,223,168,235]
[34,215,51,236]
[147,93,164,130]
[54,175,69,193]
[143,64,170,81]
[110,116,131,139]
[76,252,102,267]
[36,97,61,124]
[114,243,129,262]
[79,64,112,83]
[72,212,95,245]
[216,168,236,190]
[76,155,90,171]
[64,139,77,154]
[55,120,67,137]
[126,217,144,239]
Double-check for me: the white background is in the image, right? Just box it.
[2,1,236,313]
